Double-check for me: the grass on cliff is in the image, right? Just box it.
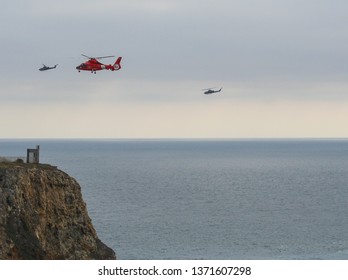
[0,162,57,170]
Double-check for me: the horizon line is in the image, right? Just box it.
[1,137,348,141]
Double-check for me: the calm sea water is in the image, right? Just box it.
[1,139,348,259]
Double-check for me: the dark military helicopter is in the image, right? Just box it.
[202,87,222,94]
[39,64,58,71]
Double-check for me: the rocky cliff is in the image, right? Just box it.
[0,162,116,260]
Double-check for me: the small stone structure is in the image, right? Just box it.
[27,145,40,164]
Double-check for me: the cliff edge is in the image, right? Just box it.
[0,163,116,260]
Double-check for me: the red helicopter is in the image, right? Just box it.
[76,54,122,74]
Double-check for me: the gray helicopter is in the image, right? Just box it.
[39,64,58,71]
[202,87,222,94]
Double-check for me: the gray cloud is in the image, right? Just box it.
[3,0,348,81]
[1,0,348,137]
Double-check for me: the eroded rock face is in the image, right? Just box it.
[0,163,116,260]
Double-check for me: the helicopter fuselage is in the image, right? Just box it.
[39,64,57,71]
[203,88,222,94]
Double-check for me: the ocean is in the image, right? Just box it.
[1,139,348,260]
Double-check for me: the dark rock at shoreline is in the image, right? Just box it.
[0,163,116,260]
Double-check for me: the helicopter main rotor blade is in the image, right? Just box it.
[95,55,115,59]
[81,54,115,60]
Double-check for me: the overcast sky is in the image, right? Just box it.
[1,0,348,138]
